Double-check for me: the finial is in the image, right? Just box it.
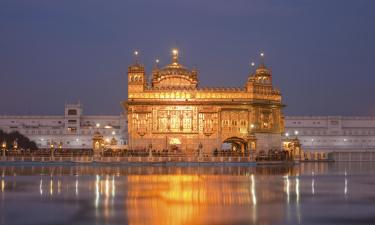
[134,50,139,63]
[250,61,256,73]
[154,58,160,69]
[172,48,179,64]
[260,51,265,66]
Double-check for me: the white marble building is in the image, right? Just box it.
[1,104,375,153]
[0,104,127,149]
[285,116,375,152]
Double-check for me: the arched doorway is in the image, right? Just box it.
[222,137,248,156]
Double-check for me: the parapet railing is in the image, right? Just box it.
[0,155,256,163]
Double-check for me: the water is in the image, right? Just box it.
[1,163,375,225]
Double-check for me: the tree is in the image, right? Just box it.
[0,130,38,151]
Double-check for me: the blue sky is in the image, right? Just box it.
[1,0,375,115]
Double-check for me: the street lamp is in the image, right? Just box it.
[2,141,6,158]
[13,140,18,151]
[50,143,55,159]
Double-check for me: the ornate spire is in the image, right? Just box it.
[172,49,179,65]
[154,58,160,69]
[250,61,256,73]
[259,52,266,68]
[133,50,140,64]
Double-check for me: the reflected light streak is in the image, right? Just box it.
[1,178,4,193]
[39,179,43,196]
[295,175,301,223]
[57,180,61,195]
[112,176,115,198]
[312,172,315,195]
[344,171,348,196]
[105,176,109,197]
[50,179,53,196]
[284,175,290,203]
[296,176,300,203]
[251,174,256,205]
[75,178,79,197]
[251,174,257,224]
[95,175,100,208]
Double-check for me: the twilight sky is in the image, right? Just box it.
[1,0,375,116]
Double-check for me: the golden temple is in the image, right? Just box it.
[123,49,285,156]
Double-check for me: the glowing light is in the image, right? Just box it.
[251,62,255,67]
[96,123,100,128]
[260,52,264,57]
[76,138,79,142]
[134,50,139,56]
[285,132,289,137]
[294,130,299,135]
[156,59,160,64]
[112,131,116,135]
[169,138,181,145]
[250,124,255,129]
[172,49,178,55]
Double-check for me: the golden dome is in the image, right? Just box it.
[152,49,198,89]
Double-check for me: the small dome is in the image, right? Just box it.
[255,63,271,76]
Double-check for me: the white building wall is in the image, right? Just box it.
[285,116,375,152]
[0,104,128,150]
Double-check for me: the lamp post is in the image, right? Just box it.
[2,141,6,159]
[13,140,18,151]
[50,143,55,160]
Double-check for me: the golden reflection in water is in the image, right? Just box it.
[125,174,254,225]
[251,174,257,224]
[1,178,4,193]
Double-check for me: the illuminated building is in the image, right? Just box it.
[123,49,285,154]
[0,103,127,149]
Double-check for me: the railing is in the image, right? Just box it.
[0,155,256,163]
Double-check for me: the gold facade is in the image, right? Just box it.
[123,50,284,154]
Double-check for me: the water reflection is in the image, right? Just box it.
[1,163,375,225]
